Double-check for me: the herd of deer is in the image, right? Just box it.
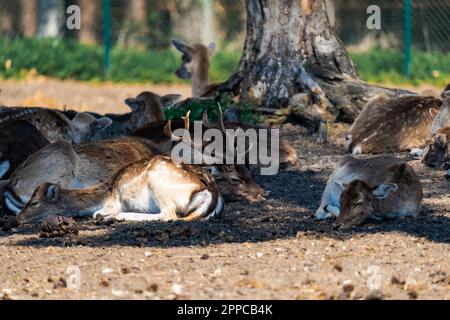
[0,40,450,230]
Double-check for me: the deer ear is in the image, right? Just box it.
[208,42,216,55]
[125,98,144,111]
[160,94,182,108]
[372,183,398,199]
[93,117,113,131]
[171,39,189,54]
[46,185,59,202]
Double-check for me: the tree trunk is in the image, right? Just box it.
[129,0,147,24]
[20,0,38,37]
[0,0,16,36]
[201,0,215,44]
[77,0,101,44]
[37,0,64,38]
[220,0,409,127]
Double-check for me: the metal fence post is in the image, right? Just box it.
[403,0,412,77]
[103,0,112,80]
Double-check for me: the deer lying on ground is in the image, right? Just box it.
[17,155,224,224]
[316,156,422,229]
[0,107,112,143]
[345,94,441,154]
[71,91,181,141]
[3,137,159,213]
[422,127,450,169]
[0,120,50,179]
[172,39,220,97]
[428,90,450,139]
[133,111,300,171]
[133,112,268,203]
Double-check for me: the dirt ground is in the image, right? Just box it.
[0,80,449,300]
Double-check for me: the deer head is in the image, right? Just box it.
[206,165,267,203]
[71,113,113,143]
[333,180,399,229]
[171,39,216,80]
[423,129,450,169]
[17,183,63,224]
[125,91,181,123]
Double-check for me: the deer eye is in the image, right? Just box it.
[231,177,241,183]
[29,200,39,207]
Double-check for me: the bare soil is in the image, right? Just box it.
[0,80,448,300]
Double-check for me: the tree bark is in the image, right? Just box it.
[0,1,16,36]
[129,0,147,24]
[20,0,38,37]
[77,0,101,44]
[219,0,409,128]
[37,0,64,38]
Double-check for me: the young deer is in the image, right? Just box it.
[4,137,160,213]
[172,39,220,97]
[0,120,50,179]
[346,94,441,154]
[17,156,224,224]
[0,107,112,143]
[316,156,422,229]
[83,91,181,141]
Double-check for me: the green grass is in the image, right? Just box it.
[351,48,450,87]
[1,37,450,87]
[0,37,240,84]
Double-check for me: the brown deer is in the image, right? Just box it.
[0,107,112,143]
[316,156,422,229]
[346,94,441,154]
[83,91,181,141]
[429,90,450,139]
[17,155,224,224]
[156,112,269,203]
[133,112,300,171]
[3,137,160,213]
[172,39,220,97]
[422,126,450,169]
[0,120,50,179]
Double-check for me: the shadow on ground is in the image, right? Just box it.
[6,165,450,248]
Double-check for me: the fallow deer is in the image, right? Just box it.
[0,120,50,179]
[316,156,422,229]
[82,91,181,141]
[429,90,450,138]
[422,126,450,169]
[0,107,112,143]
[132,111,275,202]
[172,39,220,97]
[345,94,441,154]
[3,137,160,213]
[17,155,224,224]
[133,111,300,171]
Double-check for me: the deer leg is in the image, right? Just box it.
[113,212,172,222]
[315,204,339,220]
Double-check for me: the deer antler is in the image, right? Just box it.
[217,103,227,133]
[202,111,215,129]
[182,111,191,132]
